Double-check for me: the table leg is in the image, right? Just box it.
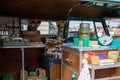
[92,69,95,80]
[21,48,25,80]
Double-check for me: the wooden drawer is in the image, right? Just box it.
[62,64,79,80]
[62,48,79,70]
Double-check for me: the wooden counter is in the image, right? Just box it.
[62,43,120,80]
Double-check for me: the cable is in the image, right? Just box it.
[66,2,81,18]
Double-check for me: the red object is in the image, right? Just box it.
[83,51,95,61]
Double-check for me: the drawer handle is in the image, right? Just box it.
[65,58,73,63]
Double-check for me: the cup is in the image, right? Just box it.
[83,38,89,47]
[73,38,79,47]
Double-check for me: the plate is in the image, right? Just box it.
[98,36,113,46]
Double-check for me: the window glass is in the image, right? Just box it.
[21,19,28,31]
[21,24,28,31]
[106,19,120,37]
[37,21,58,35]
[95,22,105,37]
[21,19,58,35]
[68,21,81,32]
[49,22,58,35]
[68,20,94,38]
[37,21,49,34]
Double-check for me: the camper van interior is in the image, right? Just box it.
[0,0,120,80]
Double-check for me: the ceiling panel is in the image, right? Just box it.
[0,0,119,20]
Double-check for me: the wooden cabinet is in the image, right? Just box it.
[62,48,79,70]
[62,64,79,80]
[62,46,80,80]
[50,64,61,80]
[61,44,120,80]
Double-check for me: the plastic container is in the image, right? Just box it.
[79,23,90,40]
[73,38,79,47]
[91,56,99,66]
[83,37,89,47]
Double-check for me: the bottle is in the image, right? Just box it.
[71,72,77,80]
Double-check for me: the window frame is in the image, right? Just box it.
[64,16,108,41]
[21,19,58,37]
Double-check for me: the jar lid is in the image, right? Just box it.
[80,23,90,28]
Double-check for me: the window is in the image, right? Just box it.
[95,22,105,37]
[68,20,94,38]
[21,19,58,36]
[21,19,28,31]
[37,21,49,34]
[21,24,28,31]
[105,19,120,37]
[37,21,58,35]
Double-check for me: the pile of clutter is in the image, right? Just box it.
[20,67,48,80]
